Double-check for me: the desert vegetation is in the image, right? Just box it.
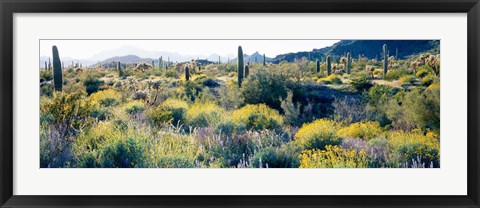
[40,41,440,168]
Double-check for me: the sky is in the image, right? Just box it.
[39,39,340,60]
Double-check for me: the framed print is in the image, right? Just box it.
[1,0,479,207]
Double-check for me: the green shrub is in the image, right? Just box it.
[241,70,293,110]
[218,81,244,110]
[40,83,53,97]
[90,106,112,121]
[280,91,301,126]
[194,75,220,87]
[124,101,145,115]
[367,84,399,104]
[350,73,373,92]
[83,74,104,95]
[40,70,53,83]
[252,142,302,168]
[101,137,145,168]
[385,68,410,80]
[40,91,95,136]
[232,104,284,130]
[385,88,440,131]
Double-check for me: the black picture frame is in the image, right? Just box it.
[1,0,479,207]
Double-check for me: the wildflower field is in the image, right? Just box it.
[40,40,440,168]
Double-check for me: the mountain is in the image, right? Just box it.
[39,56,97,68]
[101,55,143,64]
[325,40,439,59]
[88,45,195,63]
[272,40,440,63]
[230,51,273,63]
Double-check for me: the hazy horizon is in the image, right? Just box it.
[39,40,340,61]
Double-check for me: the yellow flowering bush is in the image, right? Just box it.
[387,129,440,167]
[299,145,368,168]
[337,121,383,141]
[146,98,189,126]
[294,119,342,150]
[317,74,342,85]
[186,102,224,128]
[232,104,284,130]
[89,89,122,107]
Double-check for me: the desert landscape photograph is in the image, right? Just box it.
[39,39,440,168]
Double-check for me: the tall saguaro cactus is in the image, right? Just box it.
[117,61,124,78]
[326,55,331,76]
[237,46,244,88]
[346,53,351,74]
[263,53,266,66]
[52,45,62,91]
[159,56,163,69]
[151,60,155,69]
[185,66,190,81]
[44,61,47,70]
[383,44,388,79]
[244,64,249,78]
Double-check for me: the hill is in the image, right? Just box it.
[272,40,439,63]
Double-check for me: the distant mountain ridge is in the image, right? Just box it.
[272,40,440,63]
[40,40,440,68]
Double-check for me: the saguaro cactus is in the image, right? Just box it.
[44,61,47,70]
[244,64,249,77]
[159,57,163,69]
[383,44,388,78]
[117,61,124,78]
[346,53,351,74]
[326,55,331,75]
[316,59,320,73]
[237,46,244,87]
[52,45,62,91]
[185,66,190,81]
[263,54,266,66]
[218,56,221,64]
[151,60,155,69]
